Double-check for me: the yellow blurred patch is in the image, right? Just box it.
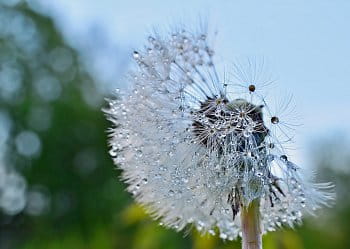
[282,230,304,249]
[121,203,148,225]
[263,230,304,249]
[192,230,218,249]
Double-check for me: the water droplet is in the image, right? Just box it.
[243,129,251,138]
[133,51,140,59]
[136,149,143,157]
[220,233,228,239]
[280,155,288,162]
[271,116,279,124]
[267,154,274,162]
[247,125,254,133]
[256,171,264,177]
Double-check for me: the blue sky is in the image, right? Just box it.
[30,0,350,165]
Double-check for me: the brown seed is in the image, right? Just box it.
[248,84,256,92]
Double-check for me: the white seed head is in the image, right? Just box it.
[104,27,334,240]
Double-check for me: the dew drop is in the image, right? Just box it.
[243,129,251,138]
[271,116,279,124]
[290,177,297,185]
[247,125,254,133]
[220,233,228,239]
[109,148,117,157]
[133,51,140,59]
[266,154,274,162]
[256,171,264,177]
[136,149,143,157]
[280,155,288,162]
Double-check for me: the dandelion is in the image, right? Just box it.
[104,26,334,249]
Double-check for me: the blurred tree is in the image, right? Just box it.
[0,2,129,248]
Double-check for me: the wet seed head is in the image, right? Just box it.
[192,97,268,148]
[105,26,335,240]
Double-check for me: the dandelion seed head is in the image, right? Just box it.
[105,26,334,240]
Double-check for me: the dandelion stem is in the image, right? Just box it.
[241,199,262,249]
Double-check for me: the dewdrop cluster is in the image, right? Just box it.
[104,27,334,240]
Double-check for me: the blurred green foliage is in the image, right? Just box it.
[0,2,349,249]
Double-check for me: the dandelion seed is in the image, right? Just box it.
[104,26,334,248]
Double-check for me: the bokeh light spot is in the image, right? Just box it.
[15,130,41,157]
[34,74,62,102]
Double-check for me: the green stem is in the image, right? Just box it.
[240,199,262,249]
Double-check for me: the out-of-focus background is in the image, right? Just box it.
[0,0,349,249]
